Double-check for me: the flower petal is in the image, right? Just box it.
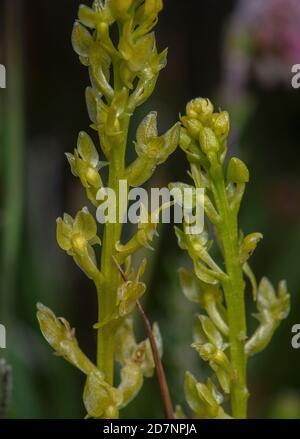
[71,22,93,58]
[73,207,97,240]
[136,111,158,146]
[56,217,72,251]
[78,5,98,29]
[77,131,99,167]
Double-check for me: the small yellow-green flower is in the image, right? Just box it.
[56,207,101,279]
[134,0,163,39]
[66,131,107,190]
[83,371,122,419]
[117,259,147,317]
[175,226,225,285]
[116,203,171,261]
[178,268,229,336]
[184,372,231,419]
[125,112,180,186]
[36,303,97,375]
[115,318,162,378]
[192,315,233,394]
[245,278,290,356]
[135,112,179,164]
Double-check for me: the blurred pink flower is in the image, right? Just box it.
[222,0,300,93]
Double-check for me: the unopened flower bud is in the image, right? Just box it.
[110,0,133,21]
[211,111,230,141]
[186,98,214,123]
[179,128,192,150]
[240,233,263,264]
[199,126,219,155]
[185,118,202,139]
[227,157,249,184]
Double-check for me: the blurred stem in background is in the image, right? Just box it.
[1,0,24,324]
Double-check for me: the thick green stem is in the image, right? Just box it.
[97,168,122,384]
[213,165,248,419]
[96,111,130,385]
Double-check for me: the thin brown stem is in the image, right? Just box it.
[136,301,174,419]
[112,256,174,419]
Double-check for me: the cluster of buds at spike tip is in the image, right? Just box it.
[180,98,251,217]
[245,278,290,356]
[72,0,167,110]
[70,0,178,166]
[180,98,229,166]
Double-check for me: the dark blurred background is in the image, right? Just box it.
[0,0,300,419]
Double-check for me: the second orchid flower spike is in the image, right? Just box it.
[174,96,290,419]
